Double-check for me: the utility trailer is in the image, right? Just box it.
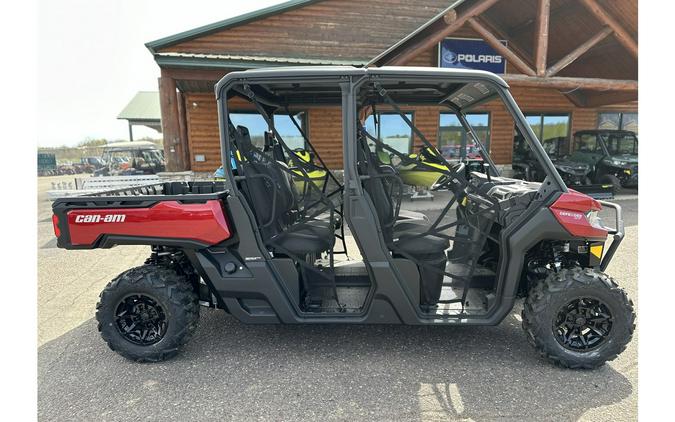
[52,67,634,368]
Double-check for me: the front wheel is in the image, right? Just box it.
[96,264,200,362]
[599,174,622,195]
[522,267,635,369]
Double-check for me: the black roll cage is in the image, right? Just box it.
[215,67,567,195]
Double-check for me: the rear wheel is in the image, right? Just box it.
[96,264,199,362]
[522,267,635,369]
[599,174,622,195]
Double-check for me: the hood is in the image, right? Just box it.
[609,154,638,164]
[552,158,591,175]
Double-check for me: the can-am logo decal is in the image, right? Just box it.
[74,214,126,223]
[439,38,507,73]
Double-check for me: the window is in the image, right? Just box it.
[525,113,571,143]
[364,112,414,154]
[229,112,307,150]
[598,112,638,134]
[438,113,490,160]
[603,132,638,155]
[574,133,601,153]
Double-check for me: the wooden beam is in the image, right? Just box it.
[534,0,551,76]
[176,91,191,171]
[475,16,534,68]
[387,0,502,66]
[467,17,537,76]
[546,26,613,77]
[502,74,637,91]
[443,9,457,25]
[578,0,638,58]
[158,70,187,171]
[507,0,576,38]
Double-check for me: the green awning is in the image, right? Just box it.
[118,91,161,132]
[118,91,160,121]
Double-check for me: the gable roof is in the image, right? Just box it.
[117,92,160,121]
[146,0,321,54]
[147,0,453,68]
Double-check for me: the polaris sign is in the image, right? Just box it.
[439,38,507,74]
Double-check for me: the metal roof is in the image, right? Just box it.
[104,141,160,150]
[117,91,161,122]
[145,0,322,53]
[154,52,367,69]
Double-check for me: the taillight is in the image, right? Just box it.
[52,214,61,237]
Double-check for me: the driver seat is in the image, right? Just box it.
[356,136,449,254]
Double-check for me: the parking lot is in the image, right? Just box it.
[37,175,638,421]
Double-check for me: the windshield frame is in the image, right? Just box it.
[601,132,638,156]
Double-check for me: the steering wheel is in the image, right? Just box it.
[431,160,466,192]
[450,161,465,176]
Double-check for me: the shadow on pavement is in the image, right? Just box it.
[39,309,632,421]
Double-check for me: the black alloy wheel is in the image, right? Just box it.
[553,297,612,351]
[115,294,167,346]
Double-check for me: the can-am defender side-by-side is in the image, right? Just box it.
[512,135,614,199]
[570,130,639,194]
[51,67,634,368]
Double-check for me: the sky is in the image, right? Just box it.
[37,0,285,147]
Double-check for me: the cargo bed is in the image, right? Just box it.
[51,181,232,250]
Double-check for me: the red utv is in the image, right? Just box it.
[52,67,634,368]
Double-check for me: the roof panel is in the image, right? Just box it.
[117,92,161,121]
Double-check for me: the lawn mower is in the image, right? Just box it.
[52,67,634,368]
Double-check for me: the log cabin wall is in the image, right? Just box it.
[159,1,637,171]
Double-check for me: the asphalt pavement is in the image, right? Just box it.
[37,177,638,421]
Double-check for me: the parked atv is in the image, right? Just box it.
[513,136,591,185]
[513,135,613,199]
[570,130,638,194]
[94,141,166,177]
[52,67,634,368]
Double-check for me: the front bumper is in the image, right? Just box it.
[621,172,638,187]
[597,200,625,271]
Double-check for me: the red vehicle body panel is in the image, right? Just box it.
[64,200,231,247]
[550,191,607,239]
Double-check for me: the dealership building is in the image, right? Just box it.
[146,0,637,172]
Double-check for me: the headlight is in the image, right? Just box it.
[611,159,629,166]
[586,210,605,230]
